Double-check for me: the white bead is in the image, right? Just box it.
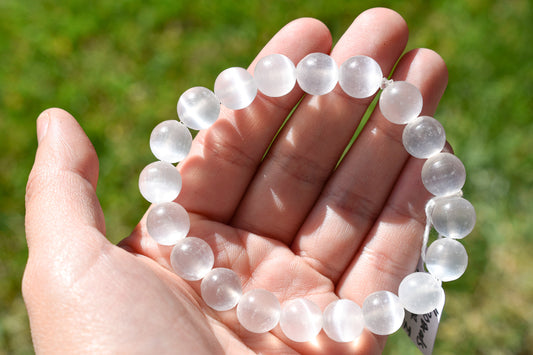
[398,272,444,315]
[237,289,281,333]
[177,86,220,130]
[362,291,404,335]
[170,237,214,281]
[421,152,466,196]
[254,54,296,97]
[138,161,182,203]
[431,196,476,239]
[426,238,468,281]
[280,298,322,342]
[379,81,423,124]
[402,116,446,158]
[150,120,192,163]
[146,202,190,246]
[214,67,257,110]
[339,55,382,98]
[322,299,364,342]
[201,268,242,311]
[296,53,338,95]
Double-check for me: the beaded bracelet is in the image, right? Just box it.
[138,52,476,343]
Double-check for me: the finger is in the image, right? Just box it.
[120,18,331,259]
[176,18,332,223]
[329,156,433,352]
[230,8,409,243]
[24,108,107,273]
[337,156,431,301]
[294,48,448,282]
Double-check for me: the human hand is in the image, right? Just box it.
[23,8,448,355]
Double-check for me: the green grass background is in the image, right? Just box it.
[1,0,532,354]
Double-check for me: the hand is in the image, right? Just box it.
[23,8,448,355]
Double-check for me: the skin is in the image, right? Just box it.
[23,8,448,355]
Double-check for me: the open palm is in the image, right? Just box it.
[23,8,448,355]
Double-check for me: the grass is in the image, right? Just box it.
[1,0,532,353]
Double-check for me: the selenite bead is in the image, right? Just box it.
[146,202,190,246]
[426,238,468,281]
[421,152,466,196]
[339,55,383,99]
[296,53,338,95]
[177,86,220,130]
[214,67,257,110]
[170,237,214,281]
[362,291,404,335]
[402,116,446,158]
[201,268,242,311]
[323,299,364,342]
[431,196,476,239]
[280,298,323,342]
[398,272,444,315]
[379,81,423,124]
[139,161,182,204]
[150,120,192,163]
[254,54,296,97]
[237,289,281,333]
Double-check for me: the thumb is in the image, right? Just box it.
[24,108,107,273]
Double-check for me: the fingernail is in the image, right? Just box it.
[36,110,50,144]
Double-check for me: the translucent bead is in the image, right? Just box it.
[421,152,466,196]
[201,268,242,311]
[379,81,423,124]
[296,53,338,95]
[402,116,446,158]
[280,298,322,342]
[254,54,296,97]
[362,291,404,335]
[150,120,192,163]
[146,202,190,246]
[322,299,364,342]
[398,272,444,315]
[214,67,257,110]
[431,196,476,239]
[177,86,220,130]
[425,238,468,281]
[237,289,281,333]
[339,55,383,99]
[139,161,182,204]
[170,237,214,281]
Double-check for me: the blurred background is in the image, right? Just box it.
[1,0,531,354]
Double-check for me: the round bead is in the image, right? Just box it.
[138,161,182,204]
[398,272,444,315]
[431,196,476,239]
[421,152,466,196]
[177,86,220,130]
[296,53,338,95]
[323,299,364,342]
[254,54,296,97]
[146,202,190,246]
[425,238,468,281]
[150,120,192,163]
[402,116,446,158]
[339,55,383,98]
[237,289,281,333]
[379,81,423,124]
[214,67,257,110]
[362,291,404,335]
[280,298,323,342]
[201,268,242,311]
[170,237,214,281]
